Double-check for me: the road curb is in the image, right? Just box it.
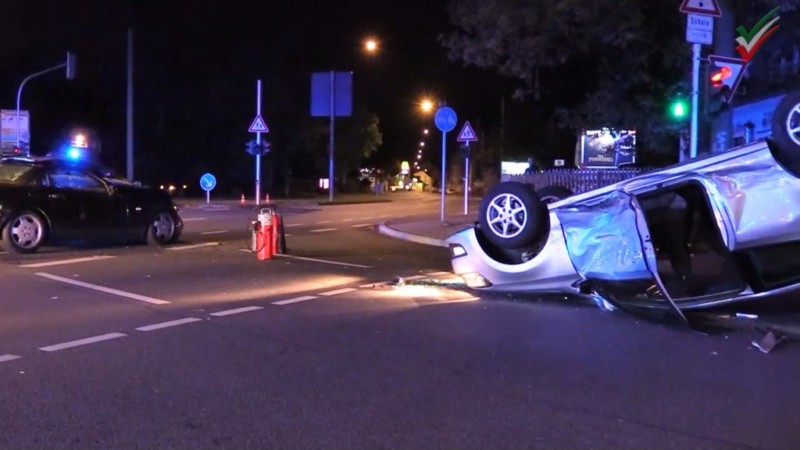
[376,222,449,248]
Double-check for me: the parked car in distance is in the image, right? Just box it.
[0,156,182,254]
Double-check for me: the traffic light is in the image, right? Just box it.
[245,140,271,156]
[12,146,21,155]
[708,55,747,104]
[669,98,689,120]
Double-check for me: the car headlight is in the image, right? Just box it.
[450,244,467,258]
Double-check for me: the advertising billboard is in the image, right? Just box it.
[576,128,636,168]
[1,110,30,155]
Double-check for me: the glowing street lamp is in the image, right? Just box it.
[420,142,425,147]
[420,99,434,113]
[364,38,379,54]
[423,129,429,135]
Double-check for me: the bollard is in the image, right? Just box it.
[256,209,273,260]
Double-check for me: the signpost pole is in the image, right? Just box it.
[329,71,335,203]
[255,79,262,206]
[690,43,701,158]
[206,190,210,205]
[440,131,447,224]
[464,144,469,216]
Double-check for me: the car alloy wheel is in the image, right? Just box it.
[149,211,176,244]
[486,193,527,239]
[786,102,800,146]
[8,212,45,252]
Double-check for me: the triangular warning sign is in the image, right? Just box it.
[680,0,721,17]
[457,121,478,142]
[248,115,269,133]
[708,55,748,103]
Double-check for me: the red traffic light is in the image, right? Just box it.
[12,146,21,155]
[710,67,732,88]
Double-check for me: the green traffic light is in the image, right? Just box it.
[670,99,689,119]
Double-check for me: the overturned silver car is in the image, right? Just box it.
[448,93,800,321]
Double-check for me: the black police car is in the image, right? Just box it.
[0,156,182,253]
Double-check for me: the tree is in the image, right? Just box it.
[332,107,383,190]
[440,0,800,157]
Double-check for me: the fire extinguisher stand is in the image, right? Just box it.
[255,208,273,260]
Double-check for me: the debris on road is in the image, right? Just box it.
[752,331,787,354]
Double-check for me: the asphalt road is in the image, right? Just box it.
[0,191,798,449]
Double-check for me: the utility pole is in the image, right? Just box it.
[127,28,134,181]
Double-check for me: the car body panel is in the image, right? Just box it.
[448,140,800,311]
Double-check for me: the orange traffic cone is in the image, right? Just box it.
[240,194,245,205]
[265,193,270,203]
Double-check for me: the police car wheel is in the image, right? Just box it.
[769,91,800,177]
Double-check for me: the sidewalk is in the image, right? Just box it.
[377,213,476,248]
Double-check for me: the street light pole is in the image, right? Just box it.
[16,52,76,151]
[16,64,66,147]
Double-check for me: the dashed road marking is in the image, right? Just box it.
[310,228,337,233]
[210,306,264,317]
[136,318,203,332]
[39,333,127,352]
[0,354,21,364]
[351,223,372,228]
[272,295,318,306]
[316,220,331,224]
[273,254,372,268]
[182,218,207,222]
[319,287,358,296]
[35,272,170,305]
[166,242,222,251]
[426,271,452,277]
[341,218,354,222]
[402,275,427,281]
[20,255,116,268]
[201,230,229,235]
[359,281,389,288]
[285,223,303,227]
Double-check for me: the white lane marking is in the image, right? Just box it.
[20,255,116,268]
[426,271,452,277]
[0,251,7,255]
[361,217,374,220]
[136,318,203,332]
[319,287,358,296]
[426,297,481,305]
[210,306,264,317]
[352,223,371,228]
[200,230,229,235]
[272,295,318,306]
[359,281,389,288]
[310,228,337,233]
[166,242,221,251]
[285,234,293,237]
[285,223,303,227]
[39,333,127,352]
[182,218,207,222]
[273,254,372,268]
[0,354,21,363]
[341,218,354,222]
[403,275,427,281]
[316,220,331,224]
[35,272,170,305]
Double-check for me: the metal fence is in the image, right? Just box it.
[502,168,652,194]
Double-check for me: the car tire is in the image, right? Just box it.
[1,210,47,254]
[478,182,549,249]
[770,90,800,177]
[537,185,573,204]
[146,210,179,245]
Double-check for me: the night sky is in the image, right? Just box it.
[1,0,517,190]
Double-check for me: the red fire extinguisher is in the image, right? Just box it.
[256,209,273,260]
